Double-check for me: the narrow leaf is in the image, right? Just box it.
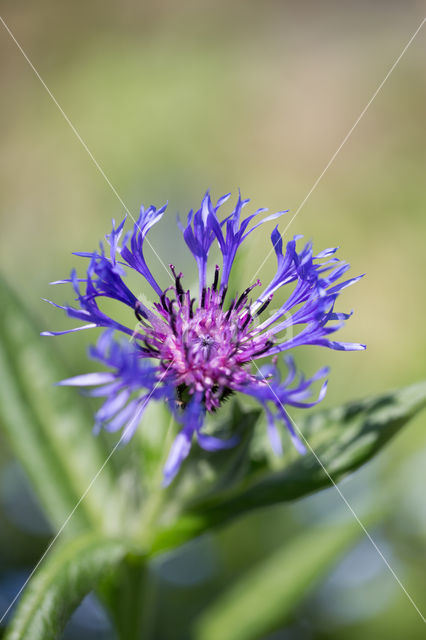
[194,518,371,640]
[0,276,117,534]
[154,381,426,548]
[4,534,129,640]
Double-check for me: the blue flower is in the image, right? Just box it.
[43,192,365,485]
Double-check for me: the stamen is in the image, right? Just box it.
[235,279,262,310]
[225,299,235,321]
[160,292,170,312]
[252,339,274,357]
[212,265,220,292]
[235,287,251,310]
[220,286,228,308]
[176,281,185,305]
[134,300,146,323]
[201,287,207,308]
[255,294,274,317]
[168,301,177,335]
[170,264,185,304]
[143,339,160,355]
[240,313,252,331]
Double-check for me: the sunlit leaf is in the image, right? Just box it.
[152,381,426,551]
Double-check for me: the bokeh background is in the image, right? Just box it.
[0,1,425,638]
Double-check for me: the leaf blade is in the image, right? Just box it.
[0,276,117,534]
[4,534,130,640]
[194,518,370,640]
[155,381,426,546]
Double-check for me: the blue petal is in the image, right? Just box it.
[163,432,193,486]
[163,394,205,485]
[197,433,239,451]
[265,408,283,456]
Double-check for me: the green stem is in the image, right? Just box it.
[99,553,152,640]
[100,417,177,639]
[137,415,177,547]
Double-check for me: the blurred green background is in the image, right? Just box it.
[0,1,425,638]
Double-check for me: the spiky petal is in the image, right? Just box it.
[44,192,365,483]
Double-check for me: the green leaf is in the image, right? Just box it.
[4,534,130,640]
[98,554,156,640]
[0,276,117,534]
[153,381,426,548]
[194,517,373,640]
[149,402,261,552]
[169,402,261,504]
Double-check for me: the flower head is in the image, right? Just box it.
[43,192,365,484]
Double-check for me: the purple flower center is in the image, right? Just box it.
[139,265,272,411]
